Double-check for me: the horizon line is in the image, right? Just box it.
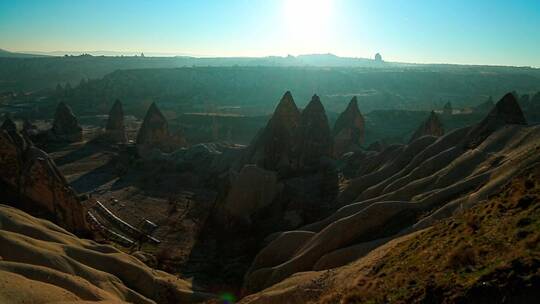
[2,47,539,69]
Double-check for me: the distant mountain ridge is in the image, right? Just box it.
[1,49,387,67]
[2,48,538,68]
[0,48,50,58]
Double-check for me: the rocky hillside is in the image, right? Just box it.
[239,162,540,304]
[0,204,213,304]
[240,93,540,298]
[0,128,87,233]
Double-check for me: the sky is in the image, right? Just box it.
[1,0,539,66]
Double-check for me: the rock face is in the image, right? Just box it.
[293,95,332,170]
[0,204,213,304]
[219,165,282,226]
[104,99,127,143]
[409,111,444,143]
[332,96,365,157]
[465,93,527,148]
[245,91,301,172]
[239,166,540,304]
[51,102,83,142]
[242,94,540,294]
[0,129,87,233]
[221,92,337,235]
[136,102,186,156]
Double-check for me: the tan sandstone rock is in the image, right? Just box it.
[0,129,87,233]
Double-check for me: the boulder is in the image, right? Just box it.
[104,99,127,143]
[51,102,83,142]
[136,102,187,156]
[332,96,365,157]
[409,111,444,143]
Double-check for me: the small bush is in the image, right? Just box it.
[446,244,478,269]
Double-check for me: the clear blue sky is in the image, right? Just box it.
[1,0,539,66]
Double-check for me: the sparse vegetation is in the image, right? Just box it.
[320,166,540,304]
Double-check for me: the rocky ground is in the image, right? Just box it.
[0,204,213,304]
[46,139,226,290]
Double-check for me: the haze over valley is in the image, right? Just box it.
[1,1,540,303]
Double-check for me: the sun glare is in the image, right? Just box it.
[283,0,335,50]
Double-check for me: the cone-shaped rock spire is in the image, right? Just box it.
[51,102,83,142]
[247,91,301,171]
[136,102,186,155]
[332,96,365,157]
[294,94,332,169]
[465,92,527,148]
[104,99,127,143]
[409,111,444,143]
[0,128,87,232]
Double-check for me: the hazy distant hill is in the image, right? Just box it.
[0,53,406,92]
[1,52,539,97]
[60,66,540,117]
[0,48,50,58]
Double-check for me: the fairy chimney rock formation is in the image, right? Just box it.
[104,99,127,143]
[465,92,527,148]
[294,94,332,169]
[51,102,83,142]
[332,96,365,157]
[136,102,186,156]
[0,129,87,233]
[247,91,301,171]
[409,111,445,143]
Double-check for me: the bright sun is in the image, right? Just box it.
[283,0,334,47]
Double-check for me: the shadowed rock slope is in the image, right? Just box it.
[0,129,87,233]
[0,204,213,304]
[244,91,301,173]
[1,115,17,133]
[51,102,83,142]
[242,93,540,294]
[240,163,540,304]
[332,96,365,157]
[293,94,333,170]
[104,99,127,143]
[136,102,187,156]
[409,110,444,143]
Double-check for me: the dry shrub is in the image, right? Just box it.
[446,244,478,269]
